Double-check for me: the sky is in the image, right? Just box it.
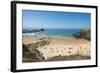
[22,10,91,29]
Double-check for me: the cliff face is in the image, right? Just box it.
[73,28,91,40]
[80,28,91,40]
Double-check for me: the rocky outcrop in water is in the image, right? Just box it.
[23,28,44,33]
[73,28,91,40]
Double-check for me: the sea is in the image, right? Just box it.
[23,29,81,39]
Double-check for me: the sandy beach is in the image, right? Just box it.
[23,36,90,45]
[22,10,91,63]
[23,36,91,62]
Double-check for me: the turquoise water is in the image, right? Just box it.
[23,29,81,38]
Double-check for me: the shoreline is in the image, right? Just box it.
[23,35,90,45]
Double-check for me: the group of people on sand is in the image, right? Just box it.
[35,44,90,60]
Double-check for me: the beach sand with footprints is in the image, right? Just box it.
[22,36,91,63]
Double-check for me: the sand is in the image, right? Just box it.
[23,36,91,61]
[23,36,90,45]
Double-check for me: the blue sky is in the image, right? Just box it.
[22,10,91,29]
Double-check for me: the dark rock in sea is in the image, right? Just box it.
[40,28,44,31]
[23,28,44,33]
[73,28,91,40]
